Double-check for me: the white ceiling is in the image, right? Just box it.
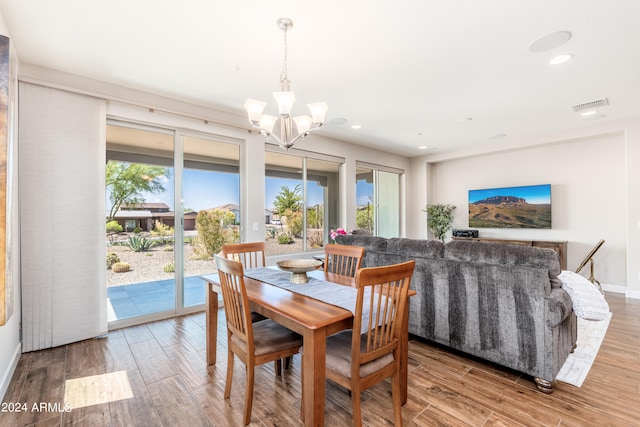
[2,0,640,157]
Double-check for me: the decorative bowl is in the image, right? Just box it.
[276,259,323,284]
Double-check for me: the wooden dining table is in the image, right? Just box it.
[201,268,414,427]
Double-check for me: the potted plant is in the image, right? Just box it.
[424,204,456,242]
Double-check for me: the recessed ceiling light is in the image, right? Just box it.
[580,110,598,117]
[328,117,348,126]
[488,133,507,139]
[418,145,427,150]
[549,53,573,65]
[351,124,362,129]
[529,30,572,53]
[579,114,606,122]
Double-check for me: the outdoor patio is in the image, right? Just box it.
[106,275,207,322]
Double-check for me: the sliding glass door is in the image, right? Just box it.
[106,123,176,324]
[181,134,240,308]
[264,147,342,256]
[355,163,402,237]
[106,122,241,327]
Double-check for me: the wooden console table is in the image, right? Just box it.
[452,237,567,270]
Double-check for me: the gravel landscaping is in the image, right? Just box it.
[106,237,307,287]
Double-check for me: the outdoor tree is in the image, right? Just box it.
[356,201,374,232]
[273,184,303,216]
[306,205,324,229]
[105,161,170,222]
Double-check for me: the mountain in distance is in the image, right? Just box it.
[469,195,551,228]
[471,195,528,205]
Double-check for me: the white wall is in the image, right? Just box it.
[0,14,21,400]
[408,121,640,297]
[429,133,626,286]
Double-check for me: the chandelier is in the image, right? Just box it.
[244,18,328,150]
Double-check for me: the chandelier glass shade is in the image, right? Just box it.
[244,18,328,150]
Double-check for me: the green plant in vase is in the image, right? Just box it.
[424,204,456,242]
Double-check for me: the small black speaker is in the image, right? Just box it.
[452,229,478,238]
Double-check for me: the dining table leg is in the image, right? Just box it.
[302,327,327,427]
[206,283,218,365]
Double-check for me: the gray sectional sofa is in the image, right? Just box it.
[336,234,576,392]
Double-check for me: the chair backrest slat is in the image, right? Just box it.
[324,244,365,277]
[221,242,266,269]
[352,260,415,365]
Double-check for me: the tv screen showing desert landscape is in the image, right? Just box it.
[468,184,551,229]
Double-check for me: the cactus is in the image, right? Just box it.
[106,252,120,269]
[163,262,175,273]
[112,262,131,273]
[126,234,154,252]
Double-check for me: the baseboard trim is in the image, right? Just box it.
[626,289,640,299]
[600,283,640,299]
[0,341,22,401]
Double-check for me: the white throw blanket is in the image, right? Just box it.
[558,270,610,321]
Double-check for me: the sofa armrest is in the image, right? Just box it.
[546,288,573,327]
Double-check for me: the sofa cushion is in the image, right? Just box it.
[386,238,444,258]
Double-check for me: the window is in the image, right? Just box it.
[356,162,402,237]
[265,147,342,256]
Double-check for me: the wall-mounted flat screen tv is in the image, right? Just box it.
[468,184,551,229]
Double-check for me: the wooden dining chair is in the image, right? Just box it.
[221,242,268,324]
[220,241,293,373]
[302,259,415,426]
[214,255,303,426]
[324,243,365,277]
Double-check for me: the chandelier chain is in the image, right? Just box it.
[280,25,288,83]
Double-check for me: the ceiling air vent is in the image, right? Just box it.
[572,98,609,112]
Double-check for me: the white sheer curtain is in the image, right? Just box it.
[19,82,107,352]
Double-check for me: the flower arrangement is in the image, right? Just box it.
[329,227,348,242]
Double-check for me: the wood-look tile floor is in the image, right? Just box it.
[2,293,639,426]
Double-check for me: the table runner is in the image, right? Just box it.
[243,267,368,316]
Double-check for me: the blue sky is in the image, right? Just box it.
[468,184,551,204]
[356,179,373,205]
[127,168,325,212]
[109,166,376,212]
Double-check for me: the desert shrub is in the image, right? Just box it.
[278,232,293,244]
[191,209,237,259]
[106,220,123,234]
[133,227,143,234]
[127,234,154,252]
[306,229,324,248]
[288,211,303,238]
[163,262,175,273]
[151,220,174,245]
[265,228,277,240]
[106,252,120,269]
[106,221,123,244]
